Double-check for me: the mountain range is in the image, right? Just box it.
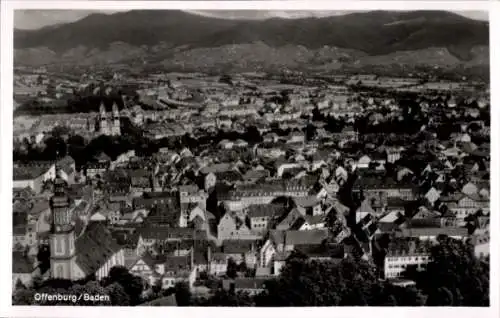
[14,10,490,72]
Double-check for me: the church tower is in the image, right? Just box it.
[49,165,76,280]
[99,102,109,135]
[111,103,121,136]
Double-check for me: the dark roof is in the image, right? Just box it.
[94,152,111,162]
[137,226,207,241]
[247,204,285,219]
[75,222,123,276]
[164,254,192,272]
[147,203,181,227]
[396,227,468,238]
[12,252,34,274]
[215,170,243,183]
[221,240,258,254]
[353,176,415,190]
[285,229,329,246]
[57,155,75,175]
[13,164,48,180]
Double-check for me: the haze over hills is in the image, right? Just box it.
[14,10,489,72]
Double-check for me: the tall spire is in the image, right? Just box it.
[53,150,65,196]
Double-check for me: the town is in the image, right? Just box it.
[12,66,490,306]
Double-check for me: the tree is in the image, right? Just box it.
[152,279,163,295]
[104,266,144,305]
[105,282,131,306]
[208,289,254,306]
[12,288,35,305]
[226,258,238,279]
[416,236,489,306]
[174,281,192,306]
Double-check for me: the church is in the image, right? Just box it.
[49,167,125,281]
[80,102,122,139]
[97,102,121,136]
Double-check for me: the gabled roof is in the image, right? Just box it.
[247,204,285,219]
[397,227,468,238]
[293,196,320,208]
[285,229,329,246]
[94,152,111,162]
[75,222,122,276]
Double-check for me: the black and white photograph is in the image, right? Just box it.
[3,0,497,315]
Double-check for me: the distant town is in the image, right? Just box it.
[12,64,490,306]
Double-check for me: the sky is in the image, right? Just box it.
[14,9,489,30]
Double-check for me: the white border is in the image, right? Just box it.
[1,1,498,318]
[5,0,495,12]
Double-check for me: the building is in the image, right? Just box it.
[384,238,433,279]
[49,168,125,280]
[247,204,284,233]
[13,163,55,194]
[98,103,121,136]
[12,251,40,290]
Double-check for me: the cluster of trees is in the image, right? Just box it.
[13,237,488,307]
[194,237,488,307]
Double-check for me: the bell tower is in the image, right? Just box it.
[99,102,109,135]
[111,102,121,136]
[49,164,76,280]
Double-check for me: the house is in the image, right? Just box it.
[222,278,267,296]
[425,187,441,205]
[286,131,305,144]
[386,147,402,163]
[447,194,489,220]
[57,156,77,184]
[462,182,478,196]
[13,163,55,194]
[334,166,348,185]
[247,204,285,233]
[395,227,469,242]
[276,207,305,231]
[259,229,329,270]
[353,176,416,203]
[157,252,197,290]
[263,133,279,143]
[218,212,258,241]
[292,196,322,216]
[207,250,228,276]
[129,252,156,279]
[218,139,234,150]
[224,178,315,207]
[200,163,237,190]
[70,222,126,281]
[291,215,326,230]
[12,251,40,290]
[384,238,432,279]
[355,155,371,170]
[234,139,249,148]
[221,240,259,268]
[242,169,270,183]
[85,152,111,179]
[119,208,148,225]
[470,232,489,260]
[130,169,154,194]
